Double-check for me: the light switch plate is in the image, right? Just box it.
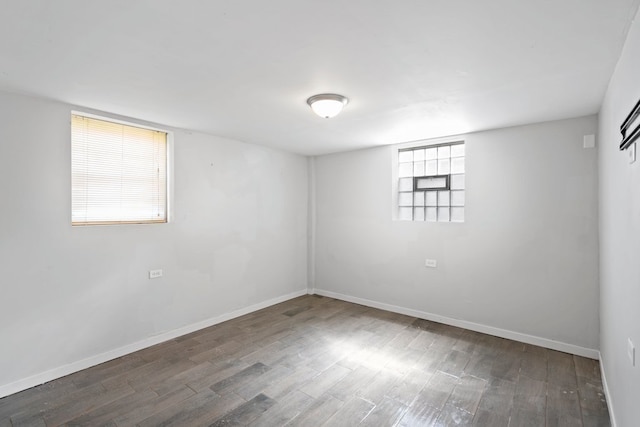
[628,338,636,367]
[425,259,437,268]
[583,134,595,148]
[629,143,636,164]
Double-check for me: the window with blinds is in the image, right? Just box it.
[71,114,168,225]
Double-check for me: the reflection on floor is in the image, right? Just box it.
[0,295,610,426]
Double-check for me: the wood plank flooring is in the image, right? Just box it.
[0,295,611,426]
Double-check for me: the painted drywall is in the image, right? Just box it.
[598,5,640,425]
[314,116,599,353]
[0,91,308,394]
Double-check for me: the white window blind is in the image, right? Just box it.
[71,114,168,225]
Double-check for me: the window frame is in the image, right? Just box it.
[413,175,450,191]
[70,111,172,226]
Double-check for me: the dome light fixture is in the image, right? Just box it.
[306,93,349,118]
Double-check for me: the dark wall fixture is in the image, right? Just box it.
[620,98,640,150]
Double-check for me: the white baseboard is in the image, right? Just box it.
[0,288,308,399]
[312,288,600,359]
[599,353,617,427]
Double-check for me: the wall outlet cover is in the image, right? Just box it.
[425,259,437,268]
[149,269,163,279]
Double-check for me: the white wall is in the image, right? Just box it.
[598,5,640,425]
[0,91,308,396]
[314,116,599,354]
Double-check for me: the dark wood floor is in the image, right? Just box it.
[1,295,610,426]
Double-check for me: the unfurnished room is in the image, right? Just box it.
[0,1,639,426]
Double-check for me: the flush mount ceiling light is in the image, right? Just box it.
[306,94,349,118]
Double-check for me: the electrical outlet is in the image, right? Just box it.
[149,269,163,279]
[425,259,437,268]
[628,338,636,367]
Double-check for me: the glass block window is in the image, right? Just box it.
[398,141,465,222]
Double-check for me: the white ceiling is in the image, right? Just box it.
[1,1,639,155]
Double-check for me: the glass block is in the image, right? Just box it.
[450,190,465,206]
[438,190,450,206]
[398,192,413,207]
[425,191,437,206]
[399,207,413,221]
[413,207,425,221]
[398,177,413,192]
[451,207,464,222]
[416,176,447,190]
[451,157,465,174]
[438,158,450,175]
[425,147,438,160]
[399,162,413,178]
[451,144,465,157]
[414,192,425,206]
[438,207,450,222]
[413,161,425,176]
[413,149,425,161]
[438,145,450,159]
[450,174,465,190]
[426,207,437,221]
[398,150,413,163]
[426,159,438,175]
